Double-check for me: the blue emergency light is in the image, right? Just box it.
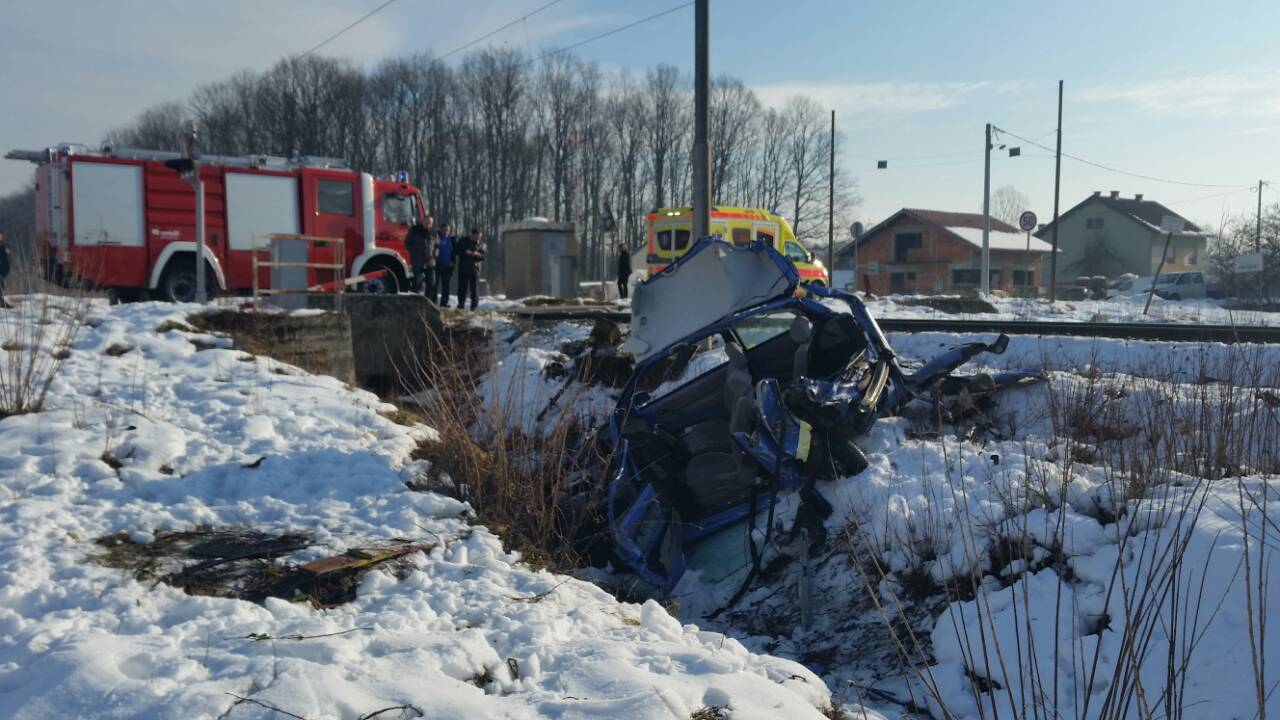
[395,170,408,183]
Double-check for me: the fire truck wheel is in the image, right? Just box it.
[359,261,405,294]
[159,259,217,303]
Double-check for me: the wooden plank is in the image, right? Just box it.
[301,543,433,576]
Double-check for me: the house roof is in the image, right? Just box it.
[1035,194,1204,238]
[836,208,1050,258]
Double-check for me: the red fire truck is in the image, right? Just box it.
[5,143,423,301]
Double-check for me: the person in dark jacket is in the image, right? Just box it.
[404,220,428,294]
[616,242,632,300]
[436,223,455,307]
[0,232,11,308]
[455,228,486,310]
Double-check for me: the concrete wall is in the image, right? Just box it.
[849,214,1043,295]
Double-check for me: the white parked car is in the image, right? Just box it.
[1153,271,1208,300]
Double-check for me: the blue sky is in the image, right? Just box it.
[3,0,1278,230]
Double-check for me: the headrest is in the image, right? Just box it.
[789,316,812,343]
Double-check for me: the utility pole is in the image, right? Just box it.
[691,0,711,241]
[1050,80,1063,303]
[981,122,991,295]
[1258,179,1265,299]
[827,110,835,274]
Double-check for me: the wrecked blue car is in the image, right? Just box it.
[607,238,1037,591]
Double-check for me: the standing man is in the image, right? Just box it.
[404,218,428,294]
[0,232,11,308]
[455,227,486,311]
[436,223,455,307]
[616,241,632,300]
[421,214,439,301]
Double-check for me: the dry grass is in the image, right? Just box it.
[841,348,1280,718]
[398,318,610,573]
[0,255,92,418]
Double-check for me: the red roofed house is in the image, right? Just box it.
[834,208,1052,295]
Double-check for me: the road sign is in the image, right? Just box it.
[1160,215,1185,233]
[1018,211,1037,232]
[866,261,880,275]
[1235,252,1265,274]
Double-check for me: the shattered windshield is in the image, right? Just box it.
[732,310,798,349]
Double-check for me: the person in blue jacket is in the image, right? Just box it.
[436,223,455,307]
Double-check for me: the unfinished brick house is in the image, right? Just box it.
[835,208,1053,295]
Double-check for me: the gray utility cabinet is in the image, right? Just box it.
[501,219,579,299]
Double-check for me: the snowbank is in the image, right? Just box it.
[0,299,832,719]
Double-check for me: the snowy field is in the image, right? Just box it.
[4,293,1280,719]
[0,298,837,720]
[864,293,1280,326]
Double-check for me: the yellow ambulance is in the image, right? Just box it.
[643,206,830,285]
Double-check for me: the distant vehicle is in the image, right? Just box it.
[644,206,829,285]
[608,239,1040,590]
[6,143,423,301]
[1153,271,1209,300]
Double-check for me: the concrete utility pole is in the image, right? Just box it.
[1259,179,1265,299]
[1050,80,1064,303]
[691,0,711,241]
[194,172,207,303]
[981,122,992,295]
[827,110,835,273]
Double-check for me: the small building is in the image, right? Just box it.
[500,218,578,299]
[1034,191,1209,281]
[834,208,1051,295]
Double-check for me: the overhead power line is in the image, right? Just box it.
[302,0,401,57]
[993,126,1251,190]
[440,0,567,61]
[522,2,695,67]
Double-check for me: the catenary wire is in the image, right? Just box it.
[440,0,567,60]
[302,0,401,57]
[521,2,694,67]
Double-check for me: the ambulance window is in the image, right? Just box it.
[674,229,691,250]
[732,227,751,246]
[657,229,673,251]
[784,241,811,264]
[757,230,776,244]
[382,194,414,226]
[317,179,354,215]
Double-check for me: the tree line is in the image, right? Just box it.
[0,49,860,284]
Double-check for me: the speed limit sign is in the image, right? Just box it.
[1018,211,1037,232]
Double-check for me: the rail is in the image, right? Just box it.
[499,306,1280,344]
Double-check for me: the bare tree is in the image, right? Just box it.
[990,185,1030,226]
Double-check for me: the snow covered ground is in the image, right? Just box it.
[0,298,840,719]
[6,292,1280,719]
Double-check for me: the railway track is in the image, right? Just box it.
[501,306,1280,344]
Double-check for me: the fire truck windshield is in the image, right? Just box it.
[382,193,416,226]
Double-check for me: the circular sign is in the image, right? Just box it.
[1018,211,1038,232]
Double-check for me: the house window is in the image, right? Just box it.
[989,269,1002,287]
[1013,270,1036,286]
[952,268,981,286]
[893,232,923,262]
[1086,217,1104,230]
[890,271,916,293]
[317,179,354,215]
[1187,247,1198,265]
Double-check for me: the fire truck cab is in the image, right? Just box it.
[7,144,424,301]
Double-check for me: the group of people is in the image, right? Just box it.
[404,216,486,310]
